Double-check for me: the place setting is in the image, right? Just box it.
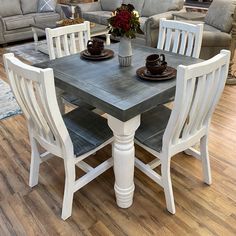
[136,53,177,81]
[80,38,114,61]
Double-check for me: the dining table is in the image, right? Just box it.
[35,43,202,209]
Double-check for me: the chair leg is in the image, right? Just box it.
[29,138,41,187]
[61,159,75,220]
[161,159,176,214]
[200,135,212,185]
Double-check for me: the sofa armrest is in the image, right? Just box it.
[77,2,102,17]
[0,17,5,44]
[146,9,186,30]
[144,9,186,47]
[55,4,64,19]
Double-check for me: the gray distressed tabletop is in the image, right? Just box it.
[35,43,202,121]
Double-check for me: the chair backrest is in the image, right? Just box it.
[157,18,204,58]
[3,53,73,158]
[163,50,230,155]
[46,21,91,60]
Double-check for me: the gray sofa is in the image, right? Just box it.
[78,0,185,46]
[0,0,62,45]
[184,0,234,60]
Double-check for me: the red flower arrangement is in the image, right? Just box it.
[107,4,143,39]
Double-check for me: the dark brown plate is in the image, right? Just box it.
[144,67,173,78]
[136,66,177,81]
[83,49,108,58]
[81,49,114,61]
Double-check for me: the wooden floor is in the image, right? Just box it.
[0,46,236,236]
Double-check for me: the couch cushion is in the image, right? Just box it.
[0,0,22,17]
[101,0,122,11]
[123,0,145,14]
[3,15,34,31]
[83,11,111,25]
[205,0,236,33]
[21,0,38,14]
[38,0,56,13]
[142,0,184,17]
[181,20,231,47]
[34,12,60,24]
[203,24,231,47]
[202,30,231,47]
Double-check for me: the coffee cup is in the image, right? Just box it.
[146,54,167,75]
[87,38,104,55]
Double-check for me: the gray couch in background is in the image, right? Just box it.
[185,0,234,60]
[78,0,185,46]
[0,0,62,45]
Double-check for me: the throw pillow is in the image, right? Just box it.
[38,0,56,13]
[205,0,236,33]
[142,0,184,17]
[123,0,145,15]
[0,0,22,17]
[21,0,38,14]
[100,0,123,11]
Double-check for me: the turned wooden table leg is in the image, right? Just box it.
[107,115,140,208]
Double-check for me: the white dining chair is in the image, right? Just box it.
[3,53,114,220]
[46,21,93,113]
[157,18,204,58]
[46,21,91,59]
[134,50,230,214]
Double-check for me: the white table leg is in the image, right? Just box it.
[71,6,76,19]
[32,27,39,52]
[107,114,140,208]
[106,33,111,45]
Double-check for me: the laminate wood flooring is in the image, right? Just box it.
[0,46,236,236]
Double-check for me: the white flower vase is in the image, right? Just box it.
[118,37,132,67]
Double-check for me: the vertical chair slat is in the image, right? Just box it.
[186,32,194,57]
[179,31,188,55]
[55,36,62,58]
[164,28,172,51]
[70,33,77,54]
[62,34,70,56]
[157,18,203,58]
[172,29,180,54]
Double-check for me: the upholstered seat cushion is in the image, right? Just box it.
[33,12,60,24]
[204,0,236,33]
[63,108,113,157]
[203,24,231,47]
[21,0,38,14]
[142,0,184,17]
[0,0,22,17]
[82,11,111,25]
[181,20,231,47]
[3,15,34,31]
[123,0,145,15]
[135,105,171,153]
[100,0,122,11]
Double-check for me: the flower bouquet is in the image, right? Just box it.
[108,4,143,39]
[107,4,143,66]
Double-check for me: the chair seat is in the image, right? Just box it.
[135,105,171,153]
[63,108,113,157]
[62,93,95,110]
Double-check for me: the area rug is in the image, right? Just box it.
[0,42,48,120]
[7,41,49,64]
[0,79,22,120]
